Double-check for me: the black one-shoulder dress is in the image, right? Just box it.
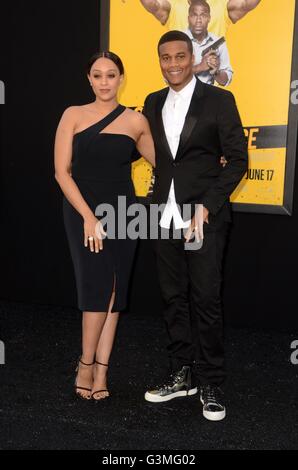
[63,105,138,312]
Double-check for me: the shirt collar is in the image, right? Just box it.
[168,75,197,101]
[185,28,215,47]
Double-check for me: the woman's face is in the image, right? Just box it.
[88,57,123,101]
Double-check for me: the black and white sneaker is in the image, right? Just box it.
[200,385,226,421]
[145,366,197,403]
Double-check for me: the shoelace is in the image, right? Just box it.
[202,385,220,404]
[160,371,184,391]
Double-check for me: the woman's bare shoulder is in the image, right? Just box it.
[59,104,93,126]
[124,107,148,127]
[62,104,90,117]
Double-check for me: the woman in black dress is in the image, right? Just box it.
[54,52,155,400]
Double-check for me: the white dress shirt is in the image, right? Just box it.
[159,75,197,229]
[184,29,233,86]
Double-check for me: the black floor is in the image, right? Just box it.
[0,300,297,450]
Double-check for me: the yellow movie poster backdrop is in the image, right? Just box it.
[105,0,298,214]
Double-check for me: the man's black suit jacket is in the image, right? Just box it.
[143,78,248,227]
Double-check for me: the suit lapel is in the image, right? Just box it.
[155,87,173,161]
[175,79,205,161]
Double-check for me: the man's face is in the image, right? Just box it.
[159,40,194,91]
[188,5,210,36]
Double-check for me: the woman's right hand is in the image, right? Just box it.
[84,214,106,252]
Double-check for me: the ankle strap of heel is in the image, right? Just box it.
[95,360,108,367]
[79,357,95,366]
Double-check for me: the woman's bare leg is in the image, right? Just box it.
[92,290,120,399]
[75,311,107,399]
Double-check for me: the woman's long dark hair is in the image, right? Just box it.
[87,51,124,75]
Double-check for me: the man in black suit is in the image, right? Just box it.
[143,30,248,421]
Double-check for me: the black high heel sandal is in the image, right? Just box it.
[74,357,95,400]
[91,361,109,401]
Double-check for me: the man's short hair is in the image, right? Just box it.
[158,30,193,55]
[189,0,211,15]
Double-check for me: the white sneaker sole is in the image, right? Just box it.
[145,387,198,403]
[200,397,226,421]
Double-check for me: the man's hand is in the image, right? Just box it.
[220,156,228,167]
[184,205,209,243]
[203,206,209,223]
[207,54,220,71]
[199,50,218,72]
